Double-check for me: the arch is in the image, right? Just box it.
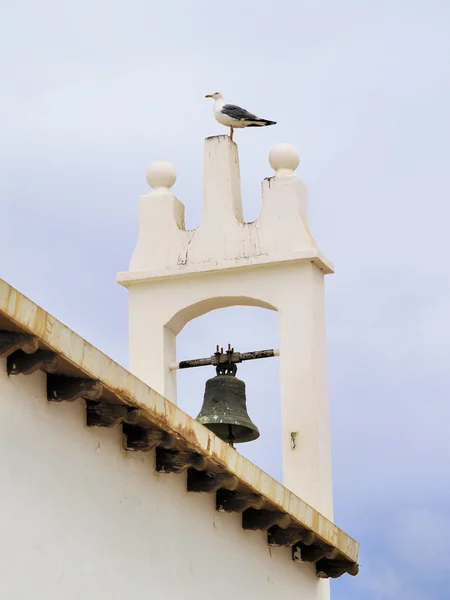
[165,295,278,336]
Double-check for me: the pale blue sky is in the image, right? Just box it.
[1,1,450,598]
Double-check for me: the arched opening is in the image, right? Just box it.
[176,305,281,480]
[165,295,277,336]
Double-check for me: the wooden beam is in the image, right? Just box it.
[268,525,315,547]
[86,401,140,428]
[242,508,291,531]
[47,374,103,402]
[7,350,59,376]
[0,331,38,358]
[156,448,207,474]
[122,424,175,452]
[172,348,279,370]
[300,544,339,563]
[316,559,359,579]
[187,469,239,493]
[216,489,265,513]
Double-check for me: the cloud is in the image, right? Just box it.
[345,506,450,600]
[355,564,429,600]
[393,508,450,576]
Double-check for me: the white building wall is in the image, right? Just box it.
[0,359,329,600]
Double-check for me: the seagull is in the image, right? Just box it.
[205,92,276,141]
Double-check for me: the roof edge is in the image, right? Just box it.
[0,278,359,575]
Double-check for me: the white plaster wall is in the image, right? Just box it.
[0,359,329,600]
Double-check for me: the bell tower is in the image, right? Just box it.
[117,135,334,520]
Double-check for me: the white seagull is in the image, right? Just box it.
[205,92,276,141]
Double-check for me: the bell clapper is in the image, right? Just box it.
[227,425,235,448]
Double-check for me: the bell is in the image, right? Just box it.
[196,363,260,444]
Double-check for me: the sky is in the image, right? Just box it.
[1,0,450,597]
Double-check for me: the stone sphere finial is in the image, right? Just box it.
[269,143,300,177]
[146,161,177,193]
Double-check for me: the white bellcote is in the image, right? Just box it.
[118,136,334,520]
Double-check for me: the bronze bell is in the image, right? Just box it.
[196,362,260,444]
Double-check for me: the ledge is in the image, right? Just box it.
[0,278,358,579]
[117,250,335,287]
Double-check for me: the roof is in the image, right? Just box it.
[0,277,359,579]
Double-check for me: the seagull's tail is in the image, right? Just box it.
[247,119,277,127]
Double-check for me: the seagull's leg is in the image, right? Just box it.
[230,126,234,141]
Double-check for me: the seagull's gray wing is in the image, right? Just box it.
[222,104,260,121]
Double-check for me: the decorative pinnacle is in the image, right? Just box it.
[269,143,300,177]
[146,161,177,193]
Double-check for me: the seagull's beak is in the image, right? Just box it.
[205,94,213,98]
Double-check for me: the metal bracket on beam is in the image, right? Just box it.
[300,544,339,563]
[268,525,316,547]
[7,350,60,376]
[47,374,103,402]
[156,448,207,474]
[216,489,265,513]
[187,469,238,493]
[242,508,291,531]
[316,559,360,579]
[122,424,175,452]
[0,331,38,358]
[86,401,140,428]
